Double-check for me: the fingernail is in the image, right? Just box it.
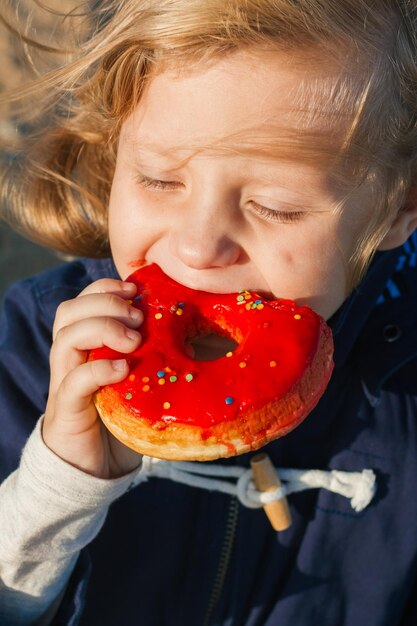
[126,329,140,341]
[130,307,142,322]
[122,282,136,292]
[112,359,127,371]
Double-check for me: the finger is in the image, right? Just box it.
[54,358,129,423]
[50,317,141,392]
[77,278,137,298]
[53,292,143,340]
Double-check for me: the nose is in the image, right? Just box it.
[169,197,242,270]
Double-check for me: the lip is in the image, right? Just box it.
[125,259,276,299]
[141,259,273,297]
[254,290,275,301]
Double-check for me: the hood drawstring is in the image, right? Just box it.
[129,455,376,519]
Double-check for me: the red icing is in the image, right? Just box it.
[90,264,332,431]
[127,258,147,269]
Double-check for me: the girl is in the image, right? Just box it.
[1,1,417,624]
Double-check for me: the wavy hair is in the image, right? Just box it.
[1,0,416,285]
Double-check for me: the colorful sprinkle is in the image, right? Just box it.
[226,351,233,358]
[237,290,265,312]
[125,393,133,400]
[163,402,171,410]
[157,371,165,378]
[294,314,302,320]
[129,374,136,381]
[185,373,194,382]
[142,385,150,392]
[155,313,163,319]
[239,362,247,368]
[237,290,252,304]
[142,376,150,383]
[270,360,277,368]
[178,302,185,309]
[158,379,166,386]
[225,397,234,405]
[169,375,178,383]
[176,309,184,316]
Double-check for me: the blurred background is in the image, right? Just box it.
[0,223,61,300]
[0,0,83,301]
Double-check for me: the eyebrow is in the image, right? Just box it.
[130,146,306,181]
[132,146,187,166]
[127,124,343,171]
[130,147,335,205]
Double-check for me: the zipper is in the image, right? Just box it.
[203,496,239,626]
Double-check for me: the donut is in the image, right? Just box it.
[90,263,334,461]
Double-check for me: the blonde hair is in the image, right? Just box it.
[1,0,416,285]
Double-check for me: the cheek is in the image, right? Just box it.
[262,224,349,318]
[268,222,345,277]
[108,178,170,278]
[108,181,143,270]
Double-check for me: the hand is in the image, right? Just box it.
[43,278,143,479]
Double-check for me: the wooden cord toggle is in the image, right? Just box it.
[250,453,292,531]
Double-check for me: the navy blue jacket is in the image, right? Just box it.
[1,233,417,626]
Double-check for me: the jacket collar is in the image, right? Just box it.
[84,257,120,281]
[329,248,401,366]
[329,242,417,405]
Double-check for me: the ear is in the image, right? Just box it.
[378,187,417,250]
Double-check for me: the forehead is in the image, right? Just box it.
[121,48,354,165]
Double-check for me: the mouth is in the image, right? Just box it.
[137,260,273,298]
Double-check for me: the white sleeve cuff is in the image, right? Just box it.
[28,416,142,510]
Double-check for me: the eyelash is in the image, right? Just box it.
[248,201,304,224]
[136,175,180,191]
[136,177,305,224]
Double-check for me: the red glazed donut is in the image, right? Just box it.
[90,263,334,461]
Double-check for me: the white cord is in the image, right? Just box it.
[130,457,376,513]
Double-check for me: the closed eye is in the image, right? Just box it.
[135,176,306,223]
[136,175,182,191]
[248,200,305,224]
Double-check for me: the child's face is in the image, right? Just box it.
[108,49,376,320]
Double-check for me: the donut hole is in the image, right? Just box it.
[186,332,239,361]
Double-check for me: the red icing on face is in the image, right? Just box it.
[127,259,147,269]
[90,264,331,431]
